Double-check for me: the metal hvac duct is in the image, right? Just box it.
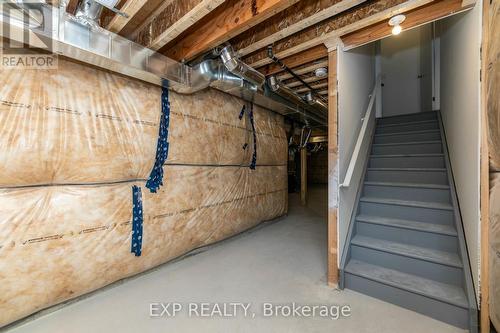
[0,2,327,127]
[268,76,328,125]
[304,91,329,113]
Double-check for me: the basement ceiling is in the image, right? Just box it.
[65,0,475,108]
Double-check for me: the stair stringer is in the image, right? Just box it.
[437,111,478,333]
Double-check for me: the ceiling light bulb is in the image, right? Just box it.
[392,25,402,35]
[388,14,405,35]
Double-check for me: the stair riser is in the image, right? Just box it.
[377,112,438,125]
[363,184,450,203]
[376,121,439,134]
[359,201,454,225]
[366,169,448,185]
[355,222,458,252]
[374,132,441,144]
[350,246,464,286]
[372,143,442,155]
[344,273,469,329]
[369,156,445,168]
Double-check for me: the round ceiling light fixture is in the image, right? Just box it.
[388,14,406,35]
[314,67,327,78]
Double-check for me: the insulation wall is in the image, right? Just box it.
[0,59,288,327]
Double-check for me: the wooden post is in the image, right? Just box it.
[483,0,500,331]
[480,0,490,331]
[300,147,307,205]
[327,49,339,287]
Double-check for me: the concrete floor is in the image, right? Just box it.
[6,185,466,333]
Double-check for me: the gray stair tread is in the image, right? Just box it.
[360,196,453,210]
[377,119,438,128]
[372,140,442,147]
[364,181,449,189]
[356,214,457,236]
[370,153,444,158]
[345,260,468,308]
[368,167,446,171]
[351,235,462,268]
[375,129,440,137]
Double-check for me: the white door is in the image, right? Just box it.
[380,27,432,117]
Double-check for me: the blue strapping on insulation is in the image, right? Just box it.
[238,105,246,120]
[238,103,257,169]
[131,185,143,257]
[146,82,171,193]
[248,103,257,170]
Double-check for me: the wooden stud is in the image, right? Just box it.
[164,0,300,61]
[341,0,474,50]
[235,0,366,57]
[485,0,500,331]
[480,0,490,331]
[327,50,338,287]
[259,45,328,76]
[300,147,307,205]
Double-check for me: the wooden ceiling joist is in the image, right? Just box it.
[285,75,329,89]
[259,44,328,76]
[106,0,152,33]
[163,0,301,62]
[232,0,366,58]
[342,0,474,49]
[134,0,226,50]
[276,59,329,81]
[245,0,438,68]
[65,0,79,15]
[294,80,329,94]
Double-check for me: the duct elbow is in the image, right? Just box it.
[220,45,266,88]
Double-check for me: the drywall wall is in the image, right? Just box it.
[338,44,375,256]
[380,25,433,117]
[437,3,481,298]
[0,59,288,327]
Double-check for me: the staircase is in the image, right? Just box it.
[340,111,477,331]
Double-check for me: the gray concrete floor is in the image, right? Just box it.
[6,185,465,333]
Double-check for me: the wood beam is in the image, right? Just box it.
[66,0,80,15]
[327,50,338,287]
[286,75,329,89]
[342,0,474,49]
[294,81,328,94]
[300,147,307,205]
[233,0,366,57]
[134,0,225,50]
[106,0,154,33]
[276,59,328,81]
[259,45,328,76]
[480,1,490,332]
[164,0,300,61]
[246,0,438,68]
[485,0,500,331]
